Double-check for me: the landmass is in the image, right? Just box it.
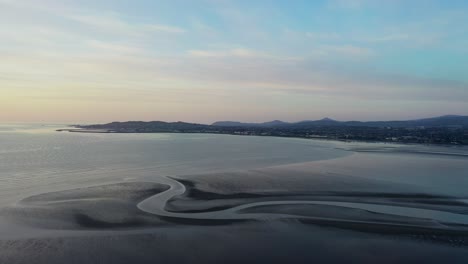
[59,115,468,145]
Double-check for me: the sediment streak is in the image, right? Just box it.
[137,176,468,228]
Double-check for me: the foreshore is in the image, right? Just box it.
[57,128,468,147]
[57,129,114,133]
[2,152,468,263]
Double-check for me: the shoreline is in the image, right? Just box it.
[3,174,468,241]
[57,128,468,148]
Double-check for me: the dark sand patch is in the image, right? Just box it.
[2,168,468,264]
[1,222,468,264]
[2,182,170,230]
[167,177,468,215]
[241,204,468,246]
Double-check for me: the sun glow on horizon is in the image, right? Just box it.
[1,0,467,123]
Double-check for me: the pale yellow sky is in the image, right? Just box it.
[1,0,467,123]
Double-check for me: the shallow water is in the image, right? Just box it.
[2,124,468,206]
[2,124,468,263]
[0,124,350,207]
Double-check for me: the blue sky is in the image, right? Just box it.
[1,0,467,123]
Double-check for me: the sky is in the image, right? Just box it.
[1,0,467,124]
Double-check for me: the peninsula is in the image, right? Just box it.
[59,115,468,145]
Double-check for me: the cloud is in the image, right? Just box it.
[144,24,186,34]
[69,14,186,36]
[1,0,467,122]
[327,0,406,9]
[187,48,270,58]
[318,45,375,57]
[306,32,341,41]
[357,32,443,47]
[85,40,143,54]
[362,34,410,42]
[2,43,466,106]
[328,0,367,9]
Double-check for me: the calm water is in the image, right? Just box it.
[2,124,468,264]
[0,124,352,207]
[1,123,468,209]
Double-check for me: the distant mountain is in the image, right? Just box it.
[77,115,468,133]
[213,115,468,128]
[342,115,468,128]
[78,121,212,132]
[291,118,341,128]
[212,120,289,127]
[71,115,468,145]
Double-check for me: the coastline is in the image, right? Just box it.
[57,128,468,148]
[2,130,468,263]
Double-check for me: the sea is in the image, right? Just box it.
[1,123,468,263]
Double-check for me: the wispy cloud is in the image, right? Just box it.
[144,24,186,34]
[84,40,143,54]
[69,14,186,36]
[306,32,342,41]
[1,0,467,122]
[187,48,271,58]
[328,0,367,9]
[318,45,375,57]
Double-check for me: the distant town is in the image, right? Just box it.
[60,115,468,145]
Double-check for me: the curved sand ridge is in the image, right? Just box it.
[3,176,468,239]
[138,176,468,230]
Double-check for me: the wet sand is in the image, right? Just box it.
[1,132,468,264]
[2,182,170,230]
[2,222,468,264]
[1,162,468,263]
